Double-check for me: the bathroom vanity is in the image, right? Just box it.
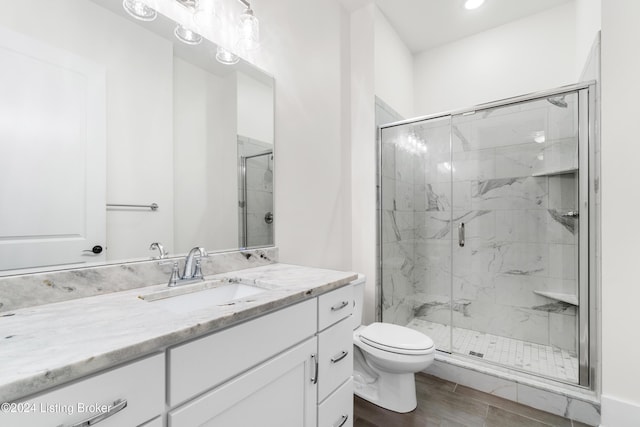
[0,261,357,427]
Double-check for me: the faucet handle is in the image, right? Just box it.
[193,259,204,280]
[168,262,181,287]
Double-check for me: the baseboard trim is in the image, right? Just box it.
[600,394,640,427]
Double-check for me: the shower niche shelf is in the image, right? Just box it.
[531,167,578,177]
[533,290,578,306]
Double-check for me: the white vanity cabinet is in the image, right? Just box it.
[167,285,355,427]
[2,353,164,427]
[168,337,318,426]
[316,285,354,427]
[167,298,319,426]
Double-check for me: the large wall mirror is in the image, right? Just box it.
[0,0,274,275]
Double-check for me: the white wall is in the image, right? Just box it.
[374,7,413,119]
[173,59,239,254]
[253,0,352,271]
[351,4,377,324]
[237,72,274,144]
[600,1,640,424]
[413,2,577,116]
[576,0,601,77]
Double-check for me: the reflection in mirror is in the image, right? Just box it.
[0,0,274,276]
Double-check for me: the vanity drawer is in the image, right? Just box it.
[2,353,164,427]
[318,285,353,331]
[318,378,353,427]
[318,316,353,401]
[168,298,317,406]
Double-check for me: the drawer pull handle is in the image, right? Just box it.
[310,353,318,384]
[69,398,127,427]
[334,414,349,427]
[331,350,349,364]
[331,301,349,312]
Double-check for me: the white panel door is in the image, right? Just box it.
[0,25,106,272]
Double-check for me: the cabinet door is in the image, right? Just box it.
[0,354,164,427]
[169,338,318,427]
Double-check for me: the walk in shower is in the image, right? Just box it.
[238,136,274,248]
[379,83,596,387]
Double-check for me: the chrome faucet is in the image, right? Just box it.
[168,247,208,287]
[183,247,208,280]
[149,242,168,259]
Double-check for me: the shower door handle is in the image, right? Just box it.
[458,223,465,247]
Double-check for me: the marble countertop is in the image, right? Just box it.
[0,263,358,402]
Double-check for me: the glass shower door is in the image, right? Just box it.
[379,116,453,353]
[241,151,274,248]
[449,92,584,384]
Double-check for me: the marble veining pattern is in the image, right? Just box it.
[0,263,357,402]
[0,248,278,313]
[380,96,581,382]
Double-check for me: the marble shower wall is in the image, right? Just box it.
[381,95,582,354]
[413,98,580,353]
[238,136,274,248]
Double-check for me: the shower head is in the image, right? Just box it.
[547,95,568,108]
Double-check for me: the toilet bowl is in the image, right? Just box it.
[351,275,435,413]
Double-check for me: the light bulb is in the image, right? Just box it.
[216,46,239,65]
[464,0,485,10]
[194,0,217,29]
[238,8,259,51]
[123,0,157,21]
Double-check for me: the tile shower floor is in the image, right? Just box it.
[407,318,579,383]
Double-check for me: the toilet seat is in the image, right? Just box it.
[359,323,434,355]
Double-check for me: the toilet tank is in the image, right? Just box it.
[351,274,366,330]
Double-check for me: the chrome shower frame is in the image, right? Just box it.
[240,150,273,249]
[377,81,598,390]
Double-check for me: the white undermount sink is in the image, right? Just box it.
[139,280,267,314]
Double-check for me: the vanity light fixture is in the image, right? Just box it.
[238,2,259,51]
[123,0,158,21]
[464,0,485,10]
[216,46,240,64]
[193,0,218,29]
[175,24,203,44]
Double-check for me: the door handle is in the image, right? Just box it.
[458,223,465,247]
[83,245,103,255]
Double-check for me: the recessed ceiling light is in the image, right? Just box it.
[465,0,485,10]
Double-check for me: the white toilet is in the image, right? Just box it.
[351,275,435,413]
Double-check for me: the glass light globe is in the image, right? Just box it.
[175,25,203,45]
[194,0,217,29]
[215,46,239,65]
[238,8,259,51]
[123,0,157,21]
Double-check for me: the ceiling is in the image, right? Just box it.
[374,0,574,53]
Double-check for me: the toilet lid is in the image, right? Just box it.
[359,323,434,354]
